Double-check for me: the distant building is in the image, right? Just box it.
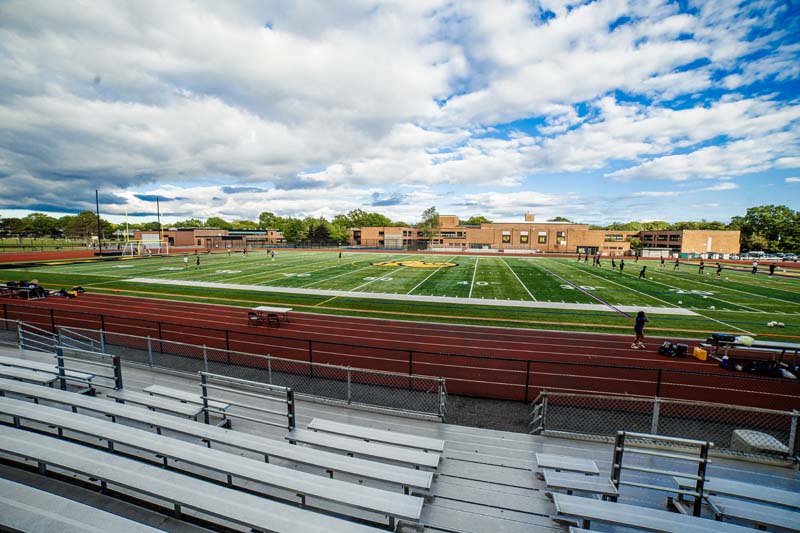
[134,228,284,248]
[638,229,741,257]
[349,213,740,257]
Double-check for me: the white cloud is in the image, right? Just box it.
[786,177,800,183]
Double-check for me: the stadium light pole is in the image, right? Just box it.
[95,189,102,255]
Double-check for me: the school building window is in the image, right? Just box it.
[657,235,668,241]
[538,232,547,244]
[556,231,566,244]
[520,231,529,244]
[669,235,681,242]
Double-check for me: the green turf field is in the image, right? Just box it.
[3,250,799,340]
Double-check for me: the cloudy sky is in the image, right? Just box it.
[1,0,798,225]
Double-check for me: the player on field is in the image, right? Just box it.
[752,260,758,275]
[698,260,705,274]
[183,256,188,269]
[716,262,722,276]
[195,255,200,270]
[619,259,625,273]
[769,263,776,277]
[660,256,665,267]
[611,258,616,269]
[673,259,680,270]
[639,265,647,279]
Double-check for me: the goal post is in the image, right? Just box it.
[121,240,170,256]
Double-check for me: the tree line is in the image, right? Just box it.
[1,204,796,251]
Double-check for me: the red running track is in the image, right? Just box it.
[3,293,797,410]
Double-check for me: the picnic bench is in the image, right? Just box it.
[0,477,166,533]
[250,305,292,326]
[308,418,446,452]
[703,337,800,367]
[0,354,95,387]
[107,389,203,418]
[550,492,757,532]
[287,427,441,469]
[0,425,386,533]
[543,470,617,499]
[535,453,600,475]
[0,397,424,526]
[673,476,800,510]
[709,496,800,531]
[0,378,432,492]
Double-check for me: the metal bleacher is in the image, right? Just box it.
[1,343,799,533]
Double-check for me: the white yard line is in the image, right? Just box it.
[501,258,536,301]
[468,256,479,299]
[351,265,412,291]
[551,259,676,308]
[407,256,458,295]
[124,277,697,315]
[656,269,800,307]
[645,268,763,313]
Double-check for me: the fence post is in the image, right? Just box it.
[146,336,154,367]
[438,379,447,422]
[202,344,209,373]
[308,340,313,377]
[347,366,352,403]
[286,388,296,429]
[541,391,549,431]
[16,321,23,350]
[655,368,663,397]
[100,329,106,353]
[55,348,67,390]
[50,309,56,332]
[408,351,413,375]
[789,410,799,460]
[200,373,210,425]
[267,354,273,384]
[651,397,661,435]
[112,355,123,390]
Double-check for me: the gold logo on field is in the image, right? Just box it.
[372,260,457,268]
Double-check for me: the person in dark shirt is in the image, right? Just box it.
[619,259,625,273]
[195,255,200,270]
[673,259,680,270]
[660,256,665,267]
[631,311,649,349]
[698,260,705,274]
[769,263,776,277]
[716,262,722,276]
[638,265,647,279]
[611,258,616,270]
[577,253,582,262]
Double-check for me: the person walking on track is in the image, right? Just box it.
[631,310,648,349]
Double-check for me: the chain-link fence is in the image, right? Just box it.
[531,391,799,462]
[58,326,446,420]
[0,318,19,348]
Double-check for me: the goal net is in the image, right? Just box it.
[120,240,170,256]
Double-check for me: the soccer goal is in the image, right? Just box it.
[120,240,170,256]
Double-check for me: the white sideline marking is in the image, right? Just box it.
[124,277,699,315]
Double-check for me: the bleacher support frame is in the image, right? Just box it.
[200,372,295,430]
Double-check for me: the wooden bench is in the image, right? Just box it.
[308,418,445,452]
[0,378,432,492]
[0,477,165,533]
[0,354,95,386]
[709,496,800,531]
[674,476,800,510]
[143,384,230,411]
[0,425,385,533]
[0,397,423,526]
[0,366,58,386]
[535,453,599,475]
[551,492,758,532]
[287,428,440,469]
[543,470,618,499]
[106,389,203,418]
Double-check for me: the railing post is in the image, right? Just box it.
[651,397,660,435]
[286,388,296,429]
[347,367,352,404]
[112,355,123,390]
[200,373,210,425]
[202,344,209,373]
[99,329,106,353]
[56,327,63,348]
[408,350,413,375]
[524,360,531,403]
[267,354,272,384]
[50,309,56,332]
[55,348,67,390]
[540,391,549,431]
[146,336,154,367]
[789,410,799,460]
[438,379,447,422]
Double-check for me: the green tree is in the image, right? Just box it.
[139,222,161,231]
[417,206,439,238]
[231,220,257,229]
[204,217,232,230]
[547,216,572,223]
[20,213,60,236]
[464,215,492,225]
[345,209,393,227]
[730,205,799,252]
[173,218,202,228]
[64,211,113,242]
[282,218,306,243]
